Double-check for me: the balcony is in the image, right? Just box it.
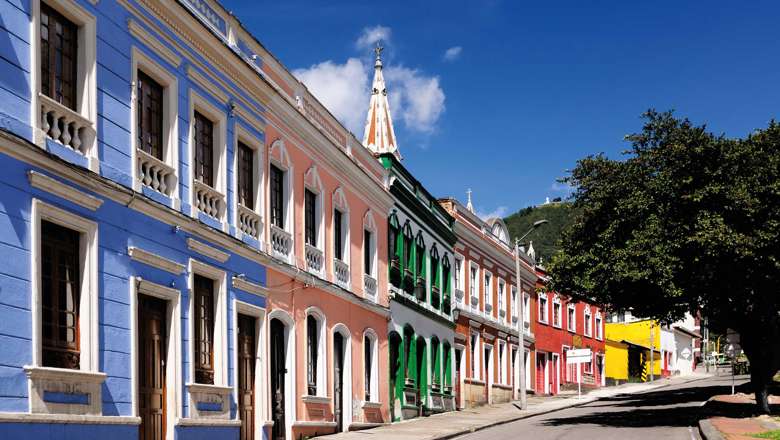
[305,243,324,274]
[485,303,493,314]
[363,274,377,297]
[193,180,225,220]
[470,295,479,307]
[414,277,426,301]
[237,204,262,239]
[499,308,506,319]
[333,258,349,288]
[403,268,414,295]
[389,257,402,287]
[454,288,465,303]
[270,224,292,261]
[40,93,95,156]
[431,285,441,308]
[512,315,519,324]
[442,295,451,315]
[137,148,176,196]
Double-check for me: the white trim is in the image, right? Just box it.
[497,340,507,385]
[331,187,350,287]
[267,309,296,440]
[362,328,379,403]
[28,171,103,210]
[303,165,325,275]
[0,413,140,424]
[537,292,549,325]
[567,302,576,332]
[130,277,183,440]
[127,19,182,68]
[483,342,494,404]
[469,330,481,381]
[232,300,267,439]
[188,89,228,227]
[552,295,562,329]
[268,139,294,263]
[188,259,229,387]
[128,246,186,274]
[187,237,230,263]
[30,198,99,371]
[362,210,378,300]
[305,306,327,397]
[584,306,593,338]
[331,323,353,432]
[233,124,265,246]
[468,261,480,311]
[231,276,266,297]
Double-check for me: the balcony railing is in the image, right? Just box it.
[40,93,95,156]
[237,203,262,239]
[193,180,225,220]
[333,258,349,288]
[499,308,506,319]
[512,315,519,324]
[454,288,465,303]
[305,243,324,274]
[470,295,479,307]
[485,303,493,314]
[431,285,441,308]
[137,148,176,196]
[363,274,377,297]
[270,224,292,261]
[414,277,426,301]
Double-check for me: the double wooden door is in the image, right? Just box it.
[238,315,256,440]
[138,295,167,440]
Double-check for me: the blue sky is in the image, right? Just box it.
[222,0,780,218]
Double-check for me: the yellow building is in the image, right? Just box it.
[605,320,662,384]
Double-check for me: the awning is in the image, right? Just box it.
[620,340,662,354]
[672,325,702,339]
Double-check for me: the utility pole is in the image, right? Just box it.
[515,238,527,410]
[650,325,655,382]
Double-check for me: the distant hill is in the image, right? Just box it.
[504,201,579,263]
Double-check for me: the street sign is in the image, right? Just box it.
[566,348,592,364]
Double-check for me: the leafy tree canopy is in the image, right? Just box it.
[547,110,780,412]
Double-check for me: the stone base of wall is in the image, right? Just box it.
[491,386,512,404]
[464,382,488,407]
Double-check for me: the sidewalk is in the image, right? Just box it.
[699,392,780,440]
[316,374,710,440]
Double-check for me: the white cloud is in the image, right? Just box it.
[443,46,462,62]
[385,66,445,133]
[550,181,574,193]
[356,25,391,49]
[476,205,509,220]
[293,58,369,134]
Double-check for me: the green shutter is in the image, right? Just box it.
[444,345,452,389]
[433,343,441,386]
[418,341,428,407]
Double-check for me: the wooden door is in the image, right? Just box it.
[138,295,167,440]
[536,355,546,394]
[270,319,286,440]
[454,349,462,408]
[238,315,256,440]
[483,347,490,402]
[333,333,344,432]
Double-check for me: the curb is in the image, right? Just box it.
[698,419,726,440]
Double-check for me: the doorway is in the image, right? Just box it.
[138,295,167,440]
[333,332,345,432]
[454,348,462,408]
[238,314,256,440]
[270,318,287,440]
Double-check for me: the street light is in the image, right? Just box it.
[514,218,548,410]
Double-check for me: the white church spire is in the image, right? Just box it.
[362,43,400,158]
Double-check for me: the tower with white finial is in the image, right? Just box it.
[362,43,400,158]
[466,188,474,213]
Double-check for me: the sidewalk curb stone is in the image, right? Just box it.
[698,419,726,440]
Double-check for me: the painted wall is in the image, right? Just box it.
[605,340,629,381]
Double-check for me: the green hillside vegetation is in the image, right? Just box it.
[504,201,579,263]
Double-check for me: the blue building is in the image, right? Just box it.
[0,0,292,438]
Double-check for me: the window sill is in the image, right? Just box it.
[301,395,331,405]
[361,401,382,409]
[0,413,141,425]
[24,366,107,416]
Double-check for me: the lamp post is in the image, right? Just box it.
[515,219,548,410]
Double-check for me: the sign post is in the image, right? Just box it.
[566,348,592,400]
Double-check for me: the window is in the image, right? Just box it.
[363,230,373,275]
[595,312,603,340]
[441,256,451,314]
[237,141,254,209]
[402,223,413,276]
[454,255,463,292]
[469,333,478,379]
[553,297,562,328]
[498,342,506,384]
[136,70,163,160]
[497,279,505,318]
[304,189,318,248]
[41,220,81,369]
[334,209,344,261]
[538,294,548,323]
[584,308,592,337]
[584,354,593,374]
[483,271,492,310]
[511,286,518,319]
[193,111,214,187]
[469,265,478,301]
[270,164,284,228]
[364,335,372,401]
[431,338,441,389]
[194,274,215,384]
[363,330,379,402]
[40,4,78,111]
[307,315,318,395]
[523,292,531,325]
[567,303,576,332]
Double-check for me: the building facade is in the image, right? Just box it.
[533,266,605,395]
[0,0,394,439]
[438,197,534,408]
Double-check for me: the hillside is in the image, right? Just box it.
[504,201,579,263]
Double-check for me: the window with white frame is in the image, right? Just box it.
[362,211,378,298]
[538,293,548,324]
[188,259,228,387]
[132,48,178,200]
[332,188,350,288]
[306,309,326,396]
[189,92,227,224]
[552,296,562,328]
[303,166,324,274]
[497,279,506,319]
[567,303,576,332]
[234,127,263,241]
[483,270,493,313]
[33,0,98,164]
[583,354,593,374]
[469,332,480,380]
[584,307,592,337]
[498,341,506,384]
[454,254,464,294]
[511,285,518,321]
[363,330,379,402]
[469,262,479,307]
[595,312,603,340]
[523,292,531,326]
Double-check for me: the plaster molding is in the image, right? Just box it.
[231,276,266,297]
[300,395,331,405]
[0,413,140,425]
[128,246,186,274]
[127,19,182,67]
[187,238,230,262]
[28,170,103,211]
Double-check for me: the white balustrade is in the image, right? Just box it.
[40,93,95,155]
[237,204,262,239]
[305,243,324,274]
[363,274,377,297]
[137,149,176,196]
[499,308,507,318]
[333,258,349,288]
[485,303,493,314]
[454,288,465,302]
[193,180,225,220]
[470,295,479,307]
[270,224,292,261]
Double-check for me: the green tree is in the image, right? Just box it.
[548,110,780,413]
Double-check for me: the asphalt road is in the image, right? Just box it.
[456,374,749,440]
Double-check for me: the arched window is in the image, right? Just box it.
[388,211,401,287]
[442,255,452,315]
[402,221,414,293]
[443,341,453,393]
[430,244,440,309]
[431,337,441,391]
[363,329,379,402]
[414,232,426,301]
[306,308,326,396]
[403,325,415,383]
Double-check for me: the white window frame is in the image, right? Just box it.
[268,139,294,232]
[453,253,465,295]
[567,303,576,332]
[552,295,562,328]
[538,292,548,324]
[523,291,531,326]
[131,47,179,204]
[470,331,481,381]
[362,210,378,299]
[188,90,228,226]
[483,269,493,312]
[362,329,380,403]
[131,278,183,440]
[305,306,327,397]
[511,285,518,321]
[30,0,98,170]
[232,300,268,439]
[188,259,229,386]
[233,124,264,243]
[497,278,506,319]
[331,187,350,284]
[584,306,592,337]
[469,261,480,310]
[595,311,603,340]
[497,340,507,385]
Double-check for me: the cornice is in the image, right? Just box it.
[231,276,266,297]
[128,246,186,274]
[28,170,103,211]
[187,238,230,263]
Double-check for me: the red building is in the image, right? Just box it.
[532,265,606,395]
